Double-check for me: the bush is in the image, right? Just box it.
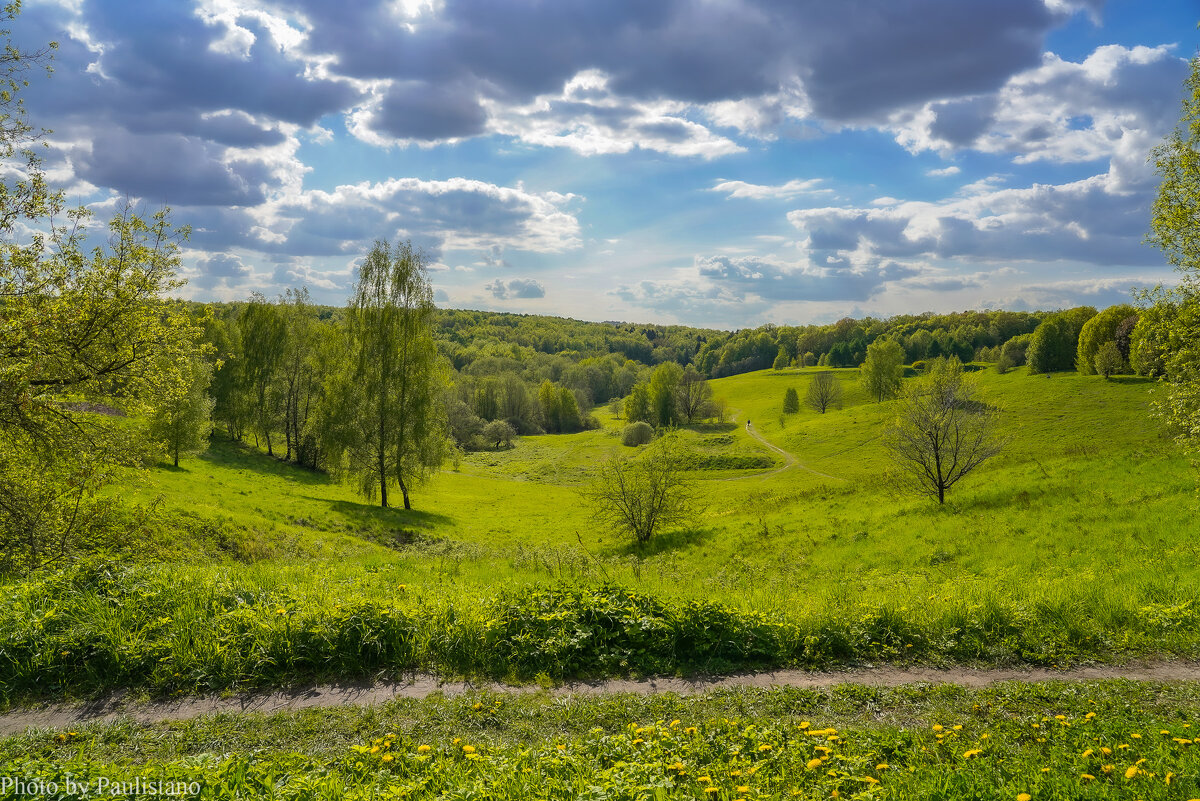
[911,360,927,372]
[782,387,799,413]
[621,421,654,446]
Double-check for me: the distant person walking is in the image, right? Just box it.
[746,420,751,429]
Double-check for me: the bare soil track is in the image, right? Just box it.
[5,661,1200,737]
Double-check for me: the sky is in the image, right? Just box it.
[14,0,1200,328]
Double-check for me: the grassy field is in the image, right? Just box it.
[1,365,1197,704]
[4,680,1200,799]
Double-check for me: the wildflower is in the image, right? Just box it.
[671,720,680,727]
[686,727,698,735]
[953,725,963,730]
[963,749,982,759]
[462,746,475,754]
[863,777,879,785]
[1017,795,1031,801]
[698,776,712,784]
[1085,712,1096,719]
[381,754,393,762]
[1055,715,1066,720]
[704,788,720,795]
[799,721,810,729]
[417,745,430,753]
[758,744,773,752]
[370,746,380,754]
[1100,747,1112,755]
[632,739,644,745]
[1174,738,1194,745]
[932,725,943,732]
[1083,749,1094,757]
[737,786,750,792]
[1125,765,1139,779]
[1131,733,1142,739]
[807,759,823,770]
[1081,774,1095,781]
[876,763,889,771]
[1101,765,1113,774]
[1165,772,1174,784]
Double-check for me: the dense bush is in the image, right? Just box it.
[620,421,654,446]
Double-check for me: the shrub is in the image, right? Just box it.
[621,421,654,446]
[911,360,928,372]
[782,387,800,413]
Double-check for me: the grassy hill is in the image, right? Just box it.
[1,365,1195,704]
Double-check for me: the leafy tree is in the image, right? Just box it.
[149,354,215,467]
[1027,307,1096,373]
[806,371,841,413]
[239,295,286,454]
[801,351,816,368]
[649,362,683,426]
[782,386,799,414]
[1130,297,1176,377]
[321,240,447,509]
[583,435,696,544]
[1114,314,1139,364]
[772,347,789,370]
[623,382,652,425]
[860,338,905,401]
[886,358,1003,504]
[1076,304,1137,375]
[1094,341,1123,380]
[481,419,516,450]
[1000,333,1032,367]
[675,365,712,423]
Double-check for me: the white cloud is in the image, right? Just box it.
[710,178,831,200]
[926,165,961,177]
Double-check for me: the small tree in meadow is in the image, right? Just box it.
[482,419,516,450]
[149,356,215,468]
[782,387,800,414]
[1094,341,1123,380]
[806,371,841,413]
[584,435,696,544]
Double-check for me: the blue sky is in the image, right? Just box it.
[16,0,1200,328]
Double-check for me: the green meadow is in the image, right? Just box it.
[2,365,1196,705]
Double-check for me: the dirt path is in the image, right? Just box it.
[725,415,844,482]
[5,661,1200,736]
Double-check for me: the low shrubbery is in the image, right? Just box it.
[5,562,1200,702]
[620,421,654,446]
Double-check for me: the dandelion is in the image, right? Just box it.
[876,764,889,771]
[963,749,982,759]
[556,744,566,751]
[1125,765,1139,779]
[632,739,644,745]
[382,754,393,762]
[737,785,750,792]
[1131,733,1142,739]
[417,745,430,753]
[807,758,823,770]
[1101,765,1113,774]
[704,788,720,795]
[1017,794,1031,801]
[1055,715,1066,720]
[370,746,380,754]
[1101,747,1112,756]
[686,727,698,735]
[1081,774,1095,781]
[462,746,475,754]
[863,777,879,785]
[1082,749,1093,757]
[953,725,963,730]
[1085,712,1096,719]
[932,725,943,732]
[758,744,773,752]
[698,776,712,784]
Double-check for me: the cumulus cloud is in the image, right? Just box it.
[710,178,830,200]
[926,165,961,177]
[892,44,1188,187]
[485,277,546,299]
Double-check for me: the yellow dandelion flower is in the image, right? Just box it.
[1016,795,1031,801]
[799,721,810,729]
[1081,773,1095,781]
[1083,748,1094,757]
[737,785,750,792]
[1131,733,1142,739]
[686,727,698,735]
[417,745,431,753]
[963,749,982,759]
[698,776,712,784]
[864,777,879,785]
[1164,772,1174,784]
[1101,764,1113,774]
[876,763,889,771]
[370,746,380,754]
[1040,768,1051,773]
[671,719,680,727]
[807,758,823,770]
[953,725,963,730]
[381,754,393,763]
[932,725,944,732]
[758,744,773,751]
[556,744,566,751]
[462,745,475,754]
[1085,712,1096,719]
[1125,765,1139,779]
[704,788,720,795]
[1101,747,1112,756]
[632,739,644,745]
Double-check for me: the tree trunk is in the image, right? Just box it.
[173,448,179,468]
[380,478,388,508]
[399,476,411,510]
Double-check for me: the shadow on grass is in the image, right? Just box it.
[685,421,737,433]
[316,497,454,533]
[608,525,714,558]
[197,437,332,486]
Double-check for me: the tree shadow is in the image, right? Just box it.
[307,497,455,544]
[196,438,333,486]
[685,421,737,433]
[606,525,714,558]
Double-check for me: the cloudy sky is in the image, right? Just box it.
[16,0,1199,327]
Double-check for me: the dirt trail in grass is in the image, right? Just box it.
[6,662,1200,736]
[733,419,844,482]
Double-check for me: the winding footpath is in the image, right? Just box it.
[5,661,1200,736]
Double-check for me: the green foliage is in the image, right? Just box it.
[782,386,799,414]
[148,353,215,467]
[620,421,654,446]
[1094,341,1124,380]
[648,362,683,427]
[1000,332,1032,367]
[1130,296,1176,377]
[583,435,695,544]
[859,338,904,402]
[1027,307,1097,373]
[1148,55,1200,274]
[1076,304,1137,375]
[320,240,447,510]
[622,382,652,424]
[886,357,1003,504]
[480,420,516,450]
[772,346,790,370]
